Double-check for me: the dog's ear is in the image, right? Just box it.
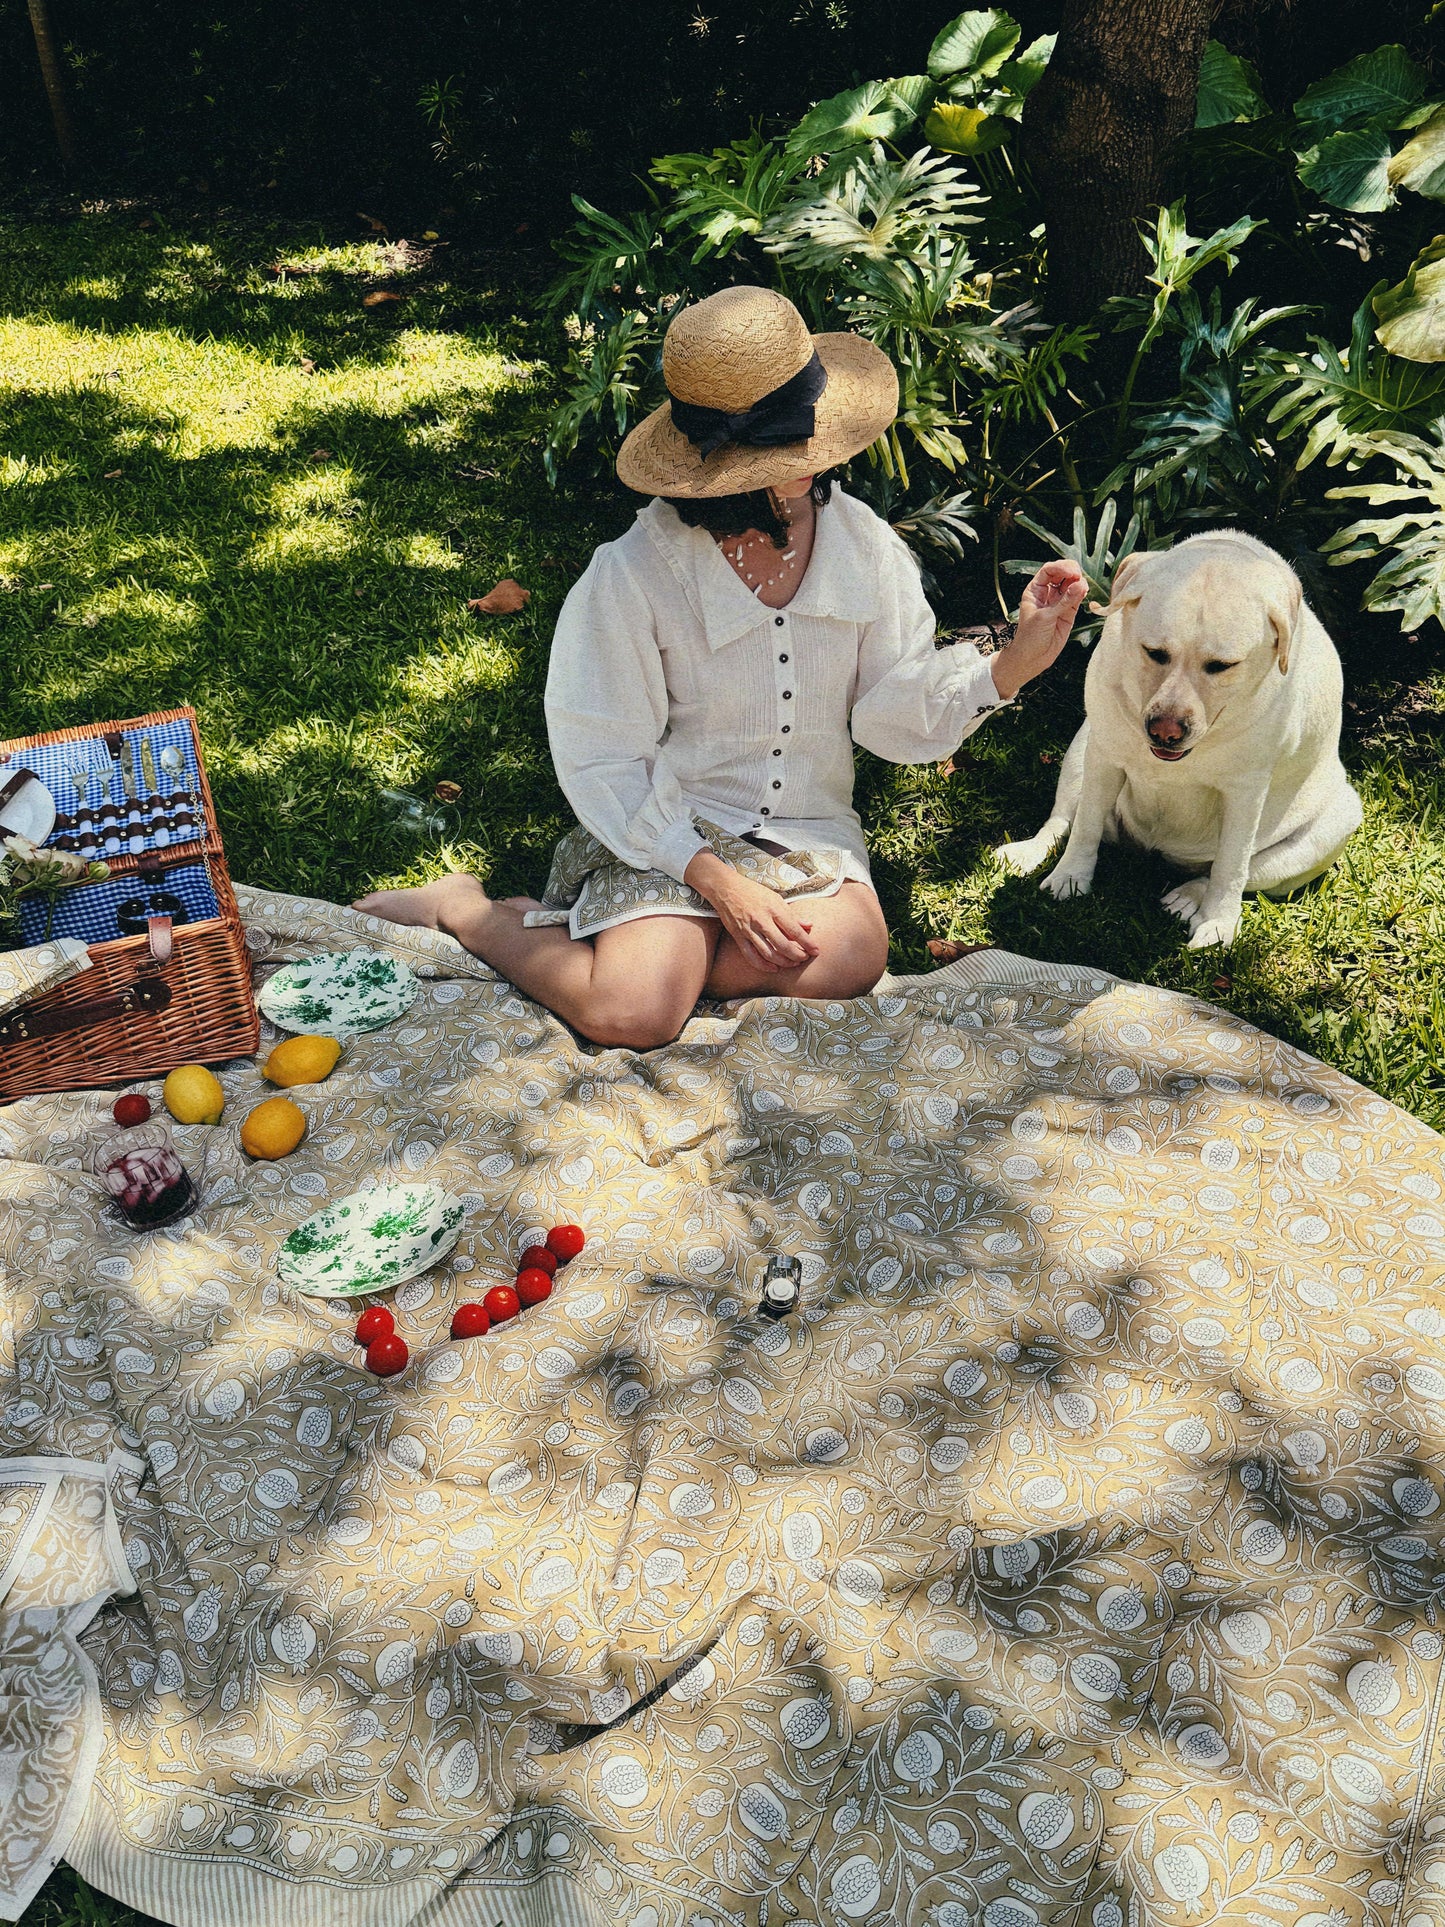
[1270,571,1302,675]
[1090,550,1152,618]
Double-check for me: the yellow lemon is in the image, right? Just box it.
[240,1096,307,1160]
[162,1064,225,1125]
[262,1034,342,1088]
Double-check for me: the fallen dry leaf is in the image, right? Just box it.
[361,289,402,309]
[433,780,462,803]
[422,229,439,241]
[926,939,993,965]
[102,469,123,479]
[453,463,496,482]
[307,448,333,462]
[1213,976,1232,991]
[938,758,957,779]
[467,578,531,615]
[299,357,316,374]
[357,212,388,234]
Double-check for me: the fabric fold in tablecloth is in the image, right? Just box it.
[0,885,1442,1926]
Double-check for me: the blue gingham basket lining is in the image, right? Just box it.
[0,717,206,858]
[17,861,221,947]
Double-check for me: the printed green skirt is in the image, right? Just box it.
[522,818,853,940]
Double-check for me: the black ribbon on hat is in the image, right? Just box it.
[667,351,827,461]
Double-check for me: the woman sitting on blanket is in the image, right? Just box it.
[357,285,1086,1048]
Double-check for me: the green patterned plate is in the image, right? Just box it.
[258,949,419,1039]
[278,1183,466,1297]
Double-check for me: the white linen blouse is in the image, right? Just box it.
[544,486,1010,888]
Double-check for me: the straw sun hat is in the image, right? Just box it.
[615,285,899,498]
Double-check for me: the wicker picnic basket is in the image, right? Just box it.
[0,707,258,1101]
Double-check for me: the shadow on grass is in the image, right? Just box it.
[0,211,560,368]
[0,372,594,905]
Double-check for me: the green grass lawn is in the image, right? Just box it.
[0,205,1443,1925]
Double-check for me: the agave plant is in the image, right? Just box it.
[1324,425,1445,630]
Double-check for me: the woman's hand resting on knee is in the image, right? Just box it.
[685,851,822,971]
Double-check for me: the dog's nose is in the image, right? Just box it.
[1146,713,1188,748]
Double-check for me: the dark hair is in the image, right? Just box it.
[664,471,835,549]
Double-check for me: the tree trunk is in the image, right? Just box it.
[1022,0,1212,320]
[26,0,78,171]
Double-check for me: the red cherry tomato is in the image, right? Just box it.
[355,1305,394,1346]
[450,1301,491,1339]
[546,1224,585,1264]
[113,1093,152,1127]
[365,1334,409,1376]
[518,1243,557,1276]
[516,1266,553,1307]
[483,1284,520,1323]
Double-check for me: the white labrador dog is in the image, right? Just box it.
[995,530,1362,947]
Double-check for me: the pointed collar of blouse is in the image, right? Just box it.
[636,492,882,651]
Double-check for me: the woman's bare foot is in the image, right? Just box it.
[352,872,489,929]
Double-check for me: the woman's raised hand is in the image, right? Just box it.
[990,560,1087,700]
[684,850,821,972]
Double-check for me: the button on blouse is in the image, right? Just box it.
[544,488,1010,885]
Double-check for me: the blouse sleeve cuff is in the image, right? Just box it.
[653,816,708,886]
[955,645,1011,723]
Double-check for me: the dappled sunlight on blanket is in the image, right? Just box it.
[0,889,1441,1924]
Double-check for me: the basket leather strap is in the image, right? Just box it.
[0,976,173,1044]
[0,769,38,819]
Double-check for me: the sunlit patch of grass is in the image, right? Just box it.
[2,205,1442,1153]
[0,210,599,933]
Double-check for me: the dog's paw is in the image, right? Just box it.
[1161,877,1210,925]
[1186,911,1241,950]
[1040,863,1093,902]
[994,834,1056,876]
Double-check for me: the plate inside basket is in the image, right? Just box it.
[258,948,419,1039]
[279,1183,466,1297]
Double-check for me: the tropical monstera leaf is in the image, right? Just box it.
[1389,106,1445,202]
[1195,41,1269,129]
[1004,501,1157,638]
[997,34,1055,97]
[763,148,983,266]
[787,77,933,157]
[1324,426,1445,631]
[1294,44,1430,136]
[927,10,1021,83]
[923,102,1013,155]
[652,136,814,261]
[1296,128,1395,212]
[1257,292,1445,464]
[1373,238,1445,362]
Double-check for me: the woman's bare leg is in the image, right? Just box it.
[705,882,888,1001]
[352,874,717,1048]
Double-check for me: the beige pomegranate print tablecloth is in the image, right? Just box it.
[0,887,1442,1927]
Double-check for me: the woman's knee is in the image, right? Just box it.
[807,921,889,998]
[576,987,696,1051]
